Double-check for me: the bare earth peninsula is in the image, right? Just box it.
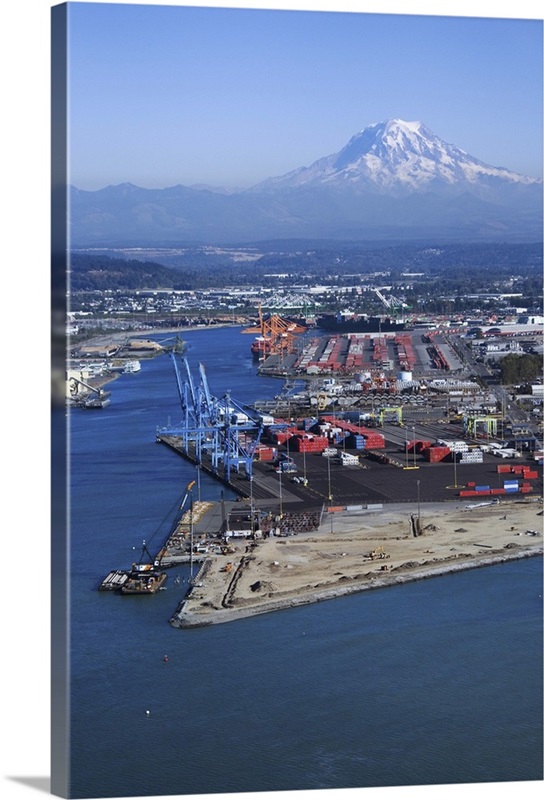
[171,498,543,628]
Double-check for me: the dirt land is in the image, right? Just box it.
[171,498,543,628]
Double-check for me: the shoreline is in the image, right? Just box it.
[172,546,542,628]
[170,499,543,629]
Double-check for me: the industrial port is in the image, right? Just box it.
[90,310,542,600]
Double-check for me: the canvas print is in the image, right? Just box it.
[51,1,543,798]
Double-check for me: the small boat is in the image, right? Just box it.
[124,359,141,373]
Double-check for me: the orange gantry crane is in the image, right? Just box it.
[242,303,306,359]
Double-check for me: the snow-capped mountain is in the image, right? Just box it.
[69,119,542,245]
[252,119,539,195]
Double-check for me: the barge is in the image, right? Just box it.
[120,564,167,594]
[99,563,167,594]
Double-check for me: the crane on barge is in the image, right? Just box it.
[98,478,199,594]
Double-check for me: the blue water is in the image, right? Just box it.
[67,327,543,798]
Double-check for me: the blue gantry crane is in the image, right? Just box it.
[158,354,265,482]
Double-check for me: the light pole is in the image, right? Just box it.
[327,454,334,534]
[189,485,195,582]
[250,474,254,532]
[417,479,421,523]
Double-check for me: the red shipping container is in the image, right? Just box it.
[257,448,275,462]
[425,446,450,462]
[416,440,433,452]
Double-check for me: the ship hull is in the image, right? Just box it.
[316,315,407,334]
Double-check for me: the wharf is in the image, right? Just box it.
[156,431,543,513]
[156,433,295,505]
[157,498,219,567]
[170,498,543,629]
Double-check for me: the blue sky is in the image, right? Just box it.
[66,1,543,190]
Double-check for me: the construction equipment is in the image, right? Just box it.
[379,406,403,426]
[369,546,390,560]
[464,414,502,439]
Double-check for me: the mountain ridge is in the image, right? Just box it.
[69,119,542,245]
[249,119,540,194]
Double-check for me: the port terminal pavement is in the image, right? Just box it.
[158,431,543,515]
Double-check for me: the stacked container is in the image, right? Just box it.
[290,433,330,453]
[422,445,451,462]
[457,449,484,463]
[394,334,416,371]
[255,445,277,462]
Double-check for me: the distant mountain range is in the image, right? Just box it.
[69,119,542,245]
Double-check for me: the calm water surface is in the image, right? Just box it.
[67,327,543,798]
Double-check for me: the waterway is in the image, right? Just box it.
[66,326,542,798]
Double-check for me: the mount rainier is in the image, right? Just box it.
[69,119,542,244]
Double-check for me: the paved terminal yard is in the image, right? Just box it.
[158,424,543,514]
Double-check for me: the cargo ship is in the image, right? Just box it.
[316,312,407,334]
[251,336,272,358]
